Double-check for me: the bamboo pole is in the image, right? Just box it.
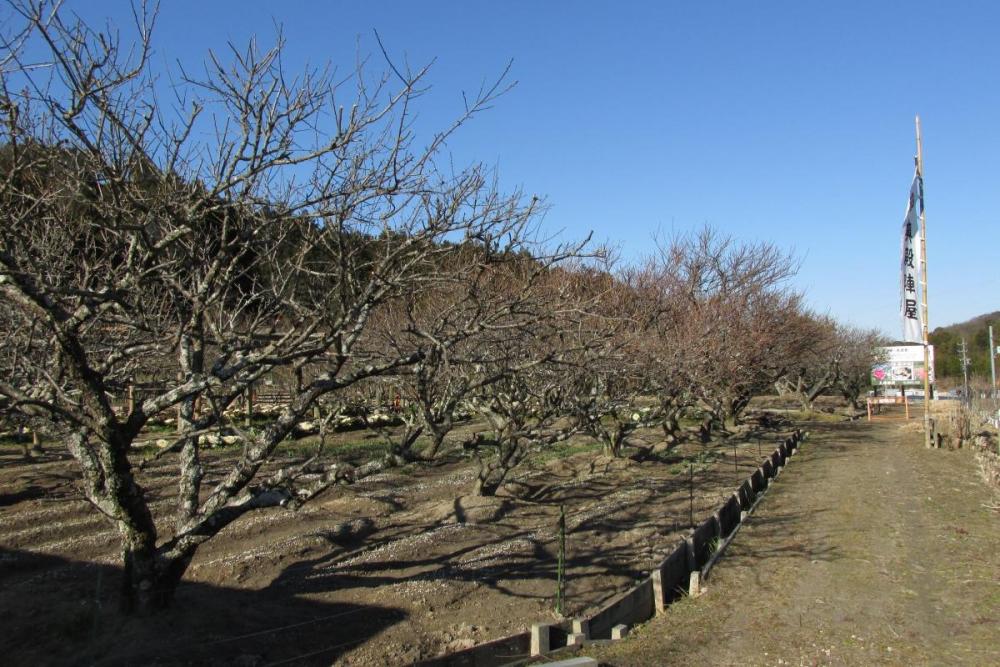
[915,116,932,448]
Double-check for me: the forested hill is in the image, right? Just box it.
[928,311,1000,378]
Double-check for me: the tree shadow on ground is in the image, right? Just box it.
[726,508,843,565]
[263,429,811,611]
[0,547,407,667]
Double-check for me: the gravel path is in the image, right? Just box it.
[588,419,1000,666]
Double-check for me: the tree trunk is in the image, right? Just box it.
[390,424,423,460]
[419,416,452,461]
[472,439,519,497]
[120,541,193,613]
[29,429,43,456]
[698,414,712,443]
[600,425,626,457]
[661,414,679,440]
[17,425,32,461]
[728,393,752,424]
[472,475,500,497]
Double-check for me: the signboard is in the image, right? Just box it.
[871,345,935,386]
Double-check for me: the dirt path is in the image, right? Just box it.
[588,420,1000,666]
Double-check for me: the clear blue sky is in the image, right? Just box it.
[24,1,1000,336]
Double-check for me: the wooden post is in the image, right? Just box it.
[903,388,909,420]
[127,383,135,416]
[915,116,932,448]
[866,398,872,422]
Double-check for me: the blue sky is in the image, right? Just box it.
[20,1,1000,335]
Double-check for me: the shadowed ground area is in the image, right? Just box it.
[0,415,803,665]
[587,419,1000,666]
[0,548,408,666]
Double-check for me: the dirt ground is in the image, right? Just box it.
[0,410,807,666]
[586,417,1000,666]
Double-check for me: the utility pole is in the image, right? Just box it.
[959,338,970,403]
[989,325,998,423]
[989,325,997,397]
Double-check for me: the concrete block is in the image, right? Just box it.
[587,577,654,639]
[650,569,666,614]
[531,623,550,656]
[566,632,586,646]
[572,618,589,638]
[689,570,704,597]
[611,624,629,640]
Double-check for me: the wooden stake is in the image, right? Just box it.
[689,463,694,528]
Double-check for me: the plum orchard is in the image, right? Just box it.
[0,0,881,612]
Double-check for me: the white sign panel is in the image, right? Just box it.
[871,345,935,386]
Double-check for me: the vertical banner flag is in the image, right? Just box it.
[900,170,923,342]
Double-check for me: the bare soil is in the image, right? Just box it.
[0,415,799,666]
[585,418,1000,666]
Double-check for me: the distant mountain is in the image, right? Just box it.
[928,311,1000,378]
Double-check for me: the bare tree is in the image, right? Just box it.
[649,228,802,434]
[464,263,613,495]
[774,316,885,411]
[772,313,842,411]
[833,326,885,409]
[0,1,592,611]
[569,269,671,457]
